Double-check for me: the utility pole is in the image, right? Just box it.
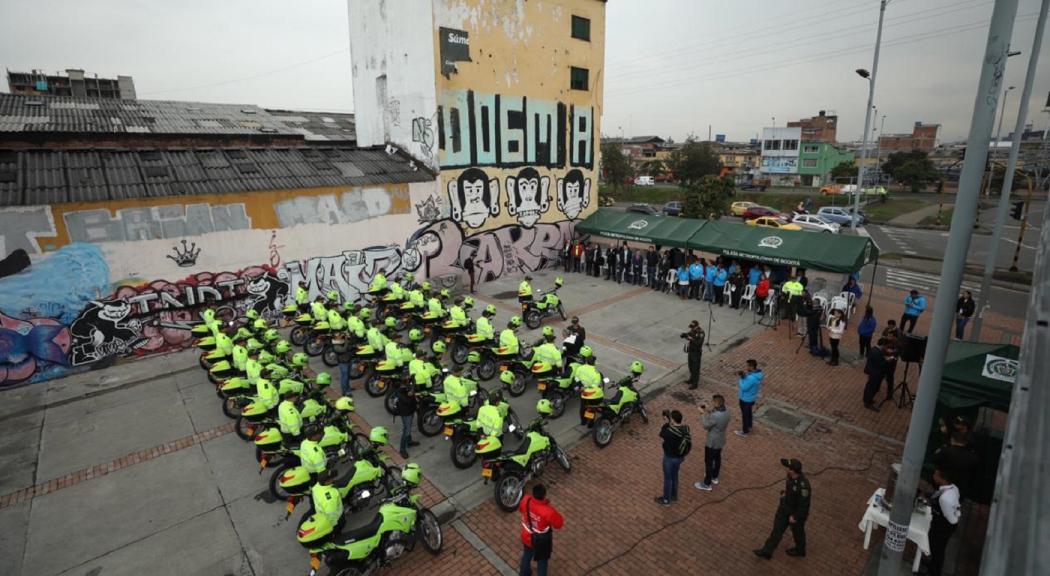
[853,0,888,230]
[876,0,1019,574]
[874,114,886,185]
[972,0,1048,340]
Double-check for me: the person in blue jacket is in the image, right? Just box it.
[857,305,877,359]
[901,290,927,334]
[677,265,690,300]
[713,265,728,306]
[748,265,763,286]
[704,263,718,302]
[688,259,704,300]
[735,359,764,437]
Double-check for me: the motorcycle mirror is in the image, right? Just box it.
[602,377,610,384]
[360,490,371,499]
[508,424,517,432]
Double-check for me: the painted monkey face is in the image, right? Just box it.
[99,302,131,323]
[449,168,500,229]
[557,169,590,220]
[461,178,489,227]
[507,168,550,228]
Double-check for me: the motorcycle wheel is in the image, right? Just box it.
[524,309,542,330]
[555,446,572,472]
[593,416,615,448]
[350,362,366,380]
[289,326,307,347]
[321,346,338,367]
[394,315,409,332]
[417,409,442,437]
[477,356,496,381]
[558,302,567,320]
[333,566,366,576]
[451,436,478,469]
[305,337,324,357]
[508,411,525,440]
[383,386,399,415]
[234,416,256,441]
[548,390,567,419]
[639,405,650,424]
[449,340,469,365]
[506,371,527,397]
[364,372,386,397]
[268,461,293,500]
[221,396,243,419]
[417,508,444,554]
[495,471,525,512]
[207,371,223,386]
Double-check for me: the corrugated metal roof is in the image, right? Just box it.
[0,145,432,206]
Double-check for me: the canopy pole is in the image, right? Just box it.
[867,253,879,308]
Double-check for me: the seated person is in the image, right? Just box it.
[495,316,522,356]
[469,305,497,343]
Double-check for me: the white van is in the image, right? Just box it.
[634,176,655,186]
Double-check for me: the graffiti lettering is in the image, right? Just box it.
[278,246,403,304]
[273,188,407,228]
[0,205,57,257]
[64,203,251,244]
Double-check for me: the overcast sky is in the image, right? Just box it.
[1,0,1047,143]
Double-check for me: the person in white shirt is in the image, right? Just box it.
[826,309,846,366]
[927,467,961,576]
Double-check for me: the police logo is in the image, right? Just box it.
[981,354,1018,383]
[628,219,649,231]
[758,236,783,249]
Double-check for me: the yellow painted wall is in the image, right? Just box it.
[432,0,604,232]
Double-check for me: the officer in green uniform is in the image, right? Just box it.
[518,275,533,312]
[310,468,344,532]
[298,425,327,478]
[575,352,603,425]
[496,316,521,356]
[295,281,310,311]
[278,390,304,443]
[754,458,810,559]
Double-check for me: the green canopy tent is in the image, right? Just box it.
[925,341,1020,504]
[574,209,708,248]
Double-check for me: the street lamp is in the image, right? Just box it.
[994,85,1016,149]
[852,1,890,231]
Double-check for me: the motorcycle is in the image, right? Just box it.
[235,378,330,441]
[255,400,364,468]
[522,278,566,329]
[480,415,571,512]
[536,362,584,420]
[446,400,523,470]
[591,375,649,448]
[297,472,442,576]
[471,348,531,392]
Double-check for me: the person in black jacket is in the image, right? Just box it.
[655,410,690,507]
[685,322,705,389]
[955,290,976,340]
[394,386,419,458]
[754,458,811,559]
[863,344,894,410]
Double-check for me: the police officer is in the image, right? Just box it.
[470,305,497,344]
[684,320,705,390]
[298,425,327,479]
[575,352,602,426]
[532,327,563,371]
[310,468,344,533]
[518,275,534,312]
[476,391,505,439]
[497,316,522,357]
[295,281,310,312]
[278,390,304,444]
[445,296,468,329]
[754,458,810,559]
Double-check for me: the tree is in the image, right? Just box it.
[882,150,938,192]
[640,159,665,176]
[830,161,856,182]
[682,175,734,220]
[667,140,721,186]
[601,142,631,190]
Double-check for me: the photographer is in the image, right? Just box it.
[694,394,730,491]
[682,321,705,390]
[655,409,691,507]
[735,359,764,438]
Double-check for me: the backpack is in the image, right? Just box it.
[669,425,692,458]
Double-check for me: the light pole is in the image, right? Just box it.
[994,85,1017,152]
[874,114,886,185]
[852,0,889,230]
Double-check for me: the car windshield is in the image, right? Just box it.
[815,216,836,225]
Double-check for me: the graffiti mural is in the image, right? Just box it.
[278,246,403,304]
[166,240,201,268]
[64,203,251,244]
[0,313,71,386]
[556,169,591,220]
[505,167,551,228]
[0,205,57,257]
[273,187,410,228]
[447,168,500,228]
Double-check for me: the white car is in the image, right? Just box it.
[634,176,655,186]
[791,213,841,234]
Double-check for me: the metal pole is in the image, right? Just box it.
[874,114,886,185]
[1009,177,1034,272]
[853,0,887,230]
[876,0,1019,574]
[972,0,1048,340]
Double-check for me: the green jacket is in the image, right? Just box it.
[499,329,519,354]
[473,316,494,340]
[576,364,602,389]
[532,343,563,368]
[311,483,343,527]
[278,400,303,436]
[476,403,504,437]
[299,438,327,475]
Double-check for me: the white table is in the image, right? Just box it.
[858,488,932,572]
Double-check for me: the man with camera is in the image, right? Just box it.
[694,394,730,491]
[682,321,705,390]
[735,359,764,437]
[655,409,691,507]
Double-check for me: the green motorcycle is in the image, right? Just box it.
[297,463,442,576]
[522,277,567,329]
[255,397,364,468]
[479,399,571,512]
[591,370,649,448]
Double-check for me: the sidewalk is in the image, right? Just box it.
[887,203,951,227]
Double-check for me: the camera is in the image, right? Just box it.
[662,409,672,419]
[680,332,689,339]
[737,371,745,378]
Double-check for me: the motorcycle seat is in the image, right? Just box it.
[337,512,384,544]
[512,436,532,456]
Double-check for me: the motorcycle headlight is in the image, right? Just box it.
[359,490,371,499]
[602,377,610,385]
[508,424,516,432]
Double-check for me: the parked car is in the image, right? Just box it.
[663,201,682,216]
[737,180,768,191]
[741,205,781,220]
[791,213,841,234]
[746,217,802,231]
[816,206,864,226]
[634,176,655,186]
[628,203,659,215]
[730,201,758,216]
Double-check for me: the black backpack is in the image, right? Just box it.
[669,425,692,458]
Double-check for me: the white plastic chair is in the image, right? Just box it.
[723,284,734,306]
[812,294,828,318]
[830,295,849,317]
[764,289,779,318]
[740,284,757,310]
[840,291,857,317]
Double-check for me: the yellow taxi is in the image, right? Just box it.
[730,201,758,216]
[745,216,802,231]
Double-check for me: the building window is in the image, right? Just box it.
[802,159,818,168]
[571,15,591,41]
[803,144,819,153]
[766,140,781,151]
[783,139,799,151]
[570,67,589,91]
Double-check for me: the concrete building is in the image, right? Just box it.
[7,69,136,100]
[787,110,837,142]
[878,121,939,152]
[349,0,605,230]
[760,126,801,184]
[713,141,759,174]
[797,141,855,186]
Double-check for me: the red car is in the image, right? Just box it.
[741,205,781,220]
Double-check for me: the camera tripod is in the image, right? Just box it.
[893,360,920,409]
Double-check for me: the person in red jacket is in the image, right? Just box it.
[519,483,565,576]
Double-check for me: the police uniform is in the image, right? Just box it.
[757,459,810,557]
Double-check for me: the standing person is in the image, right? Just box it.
[632,249,644,286]
[464,254,476,293]
[955,290,975,340]
[688,258,704,300]
[862,344,893,410]
[519,483,565,576]
[857,305,877,359]
[804,298,823,356]
[881,320,901,395]
[585,243,596,277]
[926,468,962,576]
[647,246,660,289]
[735,359,764,437]
[826,309,845,366]
[655,409,691,506]
[754,458,811,559]
[684,321,705,389]
[562,316,586,359]
[333,331,354,396]
[704,261,718,302]
[561,241,571,273]
[901,289,927,333]
[394,385,419,458]
[694,394,730,491]
[748,264,762,287]
[713,264,728,306]
[572,240,584,273]
[620,242,632,284]
[729,269,745,309]
[677,265,690,300]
